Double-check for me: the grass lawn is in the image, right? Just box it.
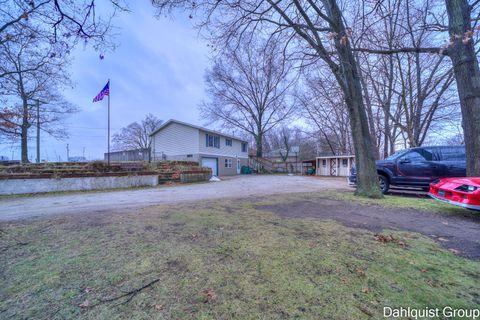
[321,190,474,216]
[1,193,478,319]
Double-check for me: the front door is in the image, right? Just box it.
[236,159,241,174]
[202,157,218,176]
[330,158,337,176]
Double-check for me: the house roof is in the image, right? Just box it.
[149,119,248,143]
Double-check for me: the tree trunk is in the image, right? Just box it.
[357,57,380,159]
[255,133,263,158]
[21,97,29,163]
[445,0,480,176]
[325,0,382,198]
[383,111,391,159]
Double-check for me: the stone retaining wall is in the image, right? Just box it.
[0,175,159,195]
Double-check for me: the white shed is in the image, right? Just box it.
[316,155,355,177]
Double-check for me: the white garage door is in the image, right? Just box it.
[202,157,218,176]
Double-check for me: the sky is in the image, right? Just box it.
[0,2,210,161]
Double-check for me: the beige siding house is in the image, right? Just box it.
[150,119,248,176]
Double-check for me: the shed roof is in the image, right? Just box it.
[316,155,355,159]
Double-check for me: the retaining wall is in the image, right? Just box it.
[0,175,159,195]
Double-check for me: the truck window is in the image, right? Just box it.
[419,148,434,161]
[440,147,465,161]
[406,151,426,161]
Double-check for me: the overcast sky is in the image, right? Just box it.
[0,2,209,161]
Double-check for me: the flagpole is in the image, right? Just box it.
[107,79,110,166]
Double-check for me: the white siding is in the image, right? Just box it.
[152,122,199,156]
[198,130,248,158]
[316,156,354,177]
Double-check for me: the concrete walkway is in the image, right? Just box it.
[0,175,349,221]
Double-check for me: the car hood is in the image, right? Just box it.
[437,177,480,187]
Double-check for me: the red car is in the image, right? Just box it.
[429,177,480,211]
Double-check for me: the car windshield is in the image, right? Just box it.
[385,149,408,160]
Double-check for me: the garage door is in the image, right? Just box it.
[201,157,218,176]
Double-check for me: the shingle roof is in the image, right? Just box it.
[149,119,248,143]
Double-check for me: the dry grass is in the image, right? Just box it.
[0,197,478,319]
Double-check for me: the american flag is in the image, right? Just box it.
[92,81,110,102]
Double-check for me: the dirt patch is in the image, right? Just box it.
[257,199,480,260]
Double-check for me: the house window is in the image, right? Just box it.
[342,159,348,167]
[206,134,220,148]
[187,154,193,158]
[226,138,232,146]
[241,142,247,153]
[322,159,326,166]
[225,158,232,168]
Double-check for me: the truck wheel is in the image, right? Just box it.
[379,175,390,194]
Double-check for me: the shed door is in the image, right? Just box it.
[202,157,218,176]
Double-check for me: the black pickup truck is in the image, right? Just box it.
[349,146,466,193]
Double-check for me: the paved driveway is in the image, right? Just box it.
[0,175,348,221]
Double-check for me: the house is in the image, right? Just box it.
[150,119,248,176]
[316,155,355,177]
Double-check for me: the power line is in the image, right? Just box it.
[67,126,123,130]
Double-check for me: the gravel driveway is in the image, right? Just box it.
[0,175,348,221]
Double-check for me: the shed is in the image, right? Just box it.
[316,155,355,177]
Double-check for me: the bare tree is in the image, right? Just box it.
[200,37,296,157]
[265,126,317,160]
[278,128,292,172]
[299,71,353,156]
[0,25,77,162]
[0,0,126,48]
[351,0,480,176]
[153,0,383,197]
[112,114,163,151]
[355,0,459,150]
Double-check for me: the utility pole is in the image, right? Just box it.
[36,100,40,163]
[66,144,69,162]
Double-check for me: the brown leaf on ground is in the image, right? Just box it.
[79,300,90,308]
[374,234,407,248]
[374,234,394,243]
[355,267,366,276]
[362,287,371,294]
[203,288,217,303]
[153,304,164,311]
[340,277,349,284]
